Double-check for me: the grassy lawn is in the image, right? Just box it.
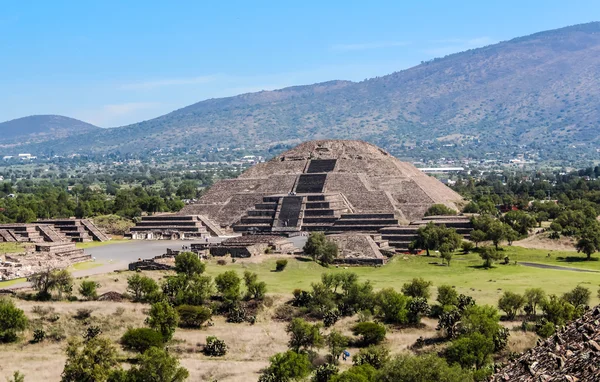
[0,277,27,288]
[69,260,106,271]
[0,242,26,254]
[75,239,131,249]
[201,248,600,306]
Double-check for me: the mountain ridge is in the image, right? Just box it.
[0,115,99,146]
[4,22,600,161]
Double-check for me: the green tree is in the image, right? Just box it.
[424,204,457,217]
[327,330,349,363]
[523,288,546,317]
[352,322,386,346]
[126,347,189,382]
[562,285,591,309]
[146,301,179,342]
[497,291,525,320]
[501,210,536,236]
[286,317,323,352]
[575,224,600,260]
[244,271,267,300]
[401,278,432,299]
[469,230,486,248]
[79,281,100,301]
[259,351,312,382]
[0,298,28,343]
[375,288,410,324]
[486,221,508,250]
[440,245,453,266]
[127,274,159,303]
[478,246,502,268]
[61,337,120,382]
[52,269,74,300]
[303,232,338,264]
[174,252,205,277]
[437,285,459,307]
[215,271,242,303]
[445,333,495,369]
[542,295,576,326]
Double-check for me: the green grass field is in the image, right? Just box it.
[0,242,26,254]
[202,247,600,306]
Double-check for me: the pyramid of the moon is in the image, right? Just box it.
[179,140,463,232]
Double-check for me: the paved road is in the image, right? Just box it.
[4,235,308,289]
[519,262,599,273]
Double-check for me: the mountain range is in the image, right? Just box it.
[3,22,600,161]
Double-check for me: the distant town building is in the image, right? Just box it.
[419,167,465,173]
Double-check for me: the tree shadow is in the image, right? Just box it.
[294,256,313,262]
[556,256,599,263]
[467,265,495,270]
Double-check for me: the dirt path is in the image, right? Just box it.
[519,262,599,273]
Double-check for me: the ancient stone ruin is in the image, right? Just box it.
[0,219,109,243]
[127,215,221,240]
[0,242,91,280]
[180,140,463,235]
[492,306,600,381]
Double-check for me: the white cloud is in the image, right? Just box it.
[423,36,495,57]
[120,75,219,90]
[331,41,411,51]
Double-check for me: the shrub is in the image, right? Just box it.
[352,345,390,369]
[217,259,227,266]
[401,278,432,299]
[227,305,248,323]
[174,252,206,277]
[292,289,312,307]
[352,322,386,346]
[32,328,46,343]
[377,353,472,382]
[61,337,119,382]
[541,295,576,326]
[244,271,267,300]
[125,346,189,382]
[176,305,212,328]
[204,336,228,356]
[313,363,339,382]
[84,326,102,341]
[331,364,376,382]
[121,328,164,353]
[323,309,340,327]
[479,246,503,268]
[259,351,312,382]
[437,285,459,307]
[78,280,100,300]
[73,308,93,320]
[276,259,288,271]
[407,297,430,324]
[445,332,495,369]
[535,319,555,338]
[0,299,28,343]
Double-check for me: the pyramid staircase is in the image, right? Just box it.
[0,229,18,242]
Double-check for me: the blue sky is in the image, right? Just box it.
[1,0,599,127]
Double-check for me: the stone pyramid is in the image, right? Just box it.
[180,140,462,231]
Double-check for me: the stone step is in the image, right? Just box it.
[341,213,395,219]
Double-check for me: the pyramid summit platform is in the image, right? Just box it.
[179,140,463,233]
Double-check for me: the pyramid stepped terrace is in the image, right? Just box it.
[128,215,210,240]
[179,140,466,237]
